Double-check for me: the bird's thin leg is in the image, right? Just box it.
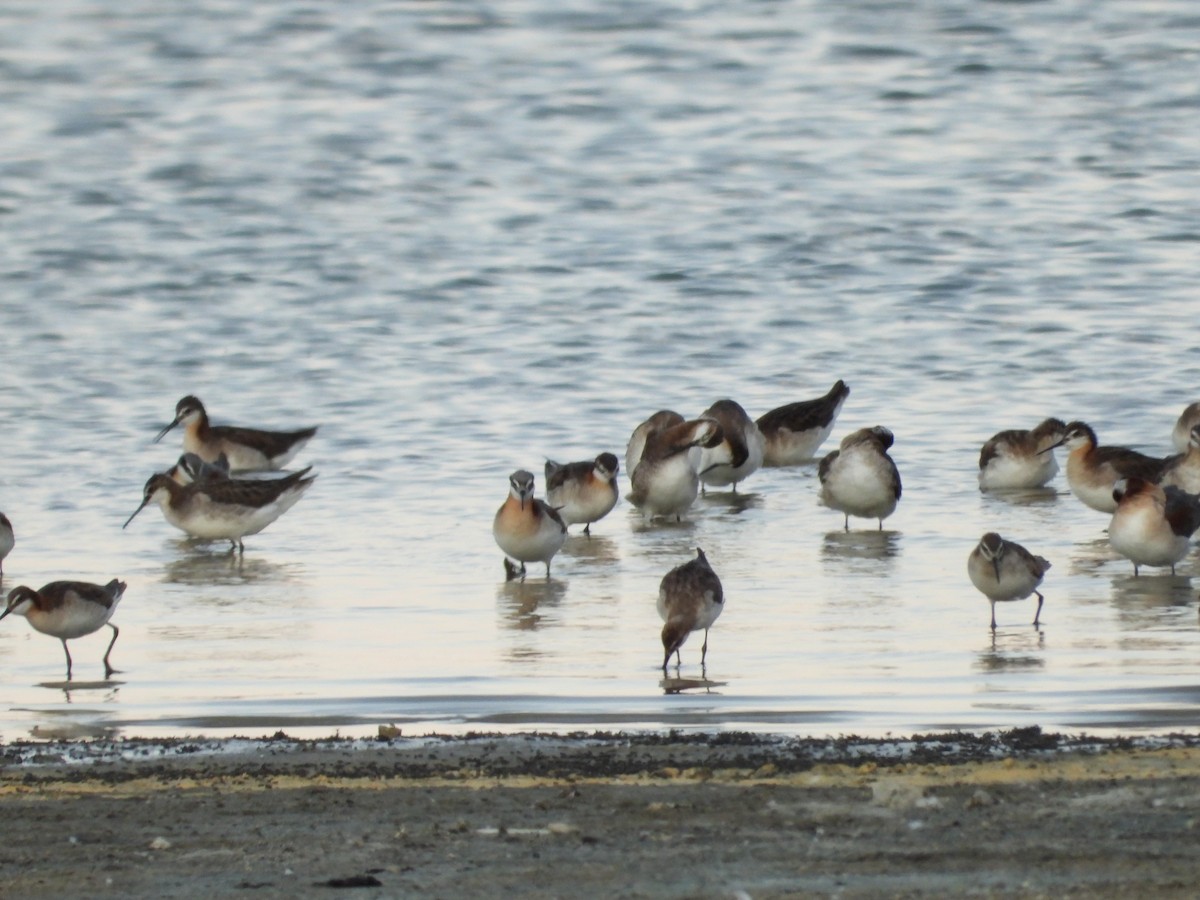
[1033,592,1044,627]
[61,640,73,681]
[843,514,849,532]
[700,629,709,666]
[583,523,591,537]
[990,602,997,631]
[103,624,120,678]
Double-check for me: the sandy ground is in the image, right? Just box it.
[3,728,1200,898]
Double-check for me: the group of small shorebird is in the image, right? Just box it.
[492,382,1200,671]
[0,396,319,682]
[5,383,1199,684]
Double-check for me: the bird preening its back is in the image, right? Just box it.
[818,426,902,530]
[756,380,850,467]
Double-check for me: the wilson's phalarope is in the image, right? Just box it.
[166,452,231,486]
[124,467,317,552]
[1054,421,1170,513]
[657,548,724,671]
[1172,402,1200,453]
[756,379,851,466]
[1158,424,1200,494]
[493,470,567,580]
[0,579,126,679]
[625,410,685,477]
[154,395,318,472]
[967,533,1049,630]
[629,417,724,520]
[1108,477,1200,576]
[545,453,619,535]
[818,426,902,530]
[695,399,765,492]
[977,418,1067,491]
[0,513,13,576]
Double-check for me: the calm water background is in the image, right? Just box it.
[1,0,1199,742]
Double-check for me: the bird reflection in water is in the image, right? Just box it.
[497,577,567,632]
[821,529,900,562]
[559,534,619,568]
[162,548,291,586]
[627,511,699,535]
[696,490,763,516]
[976,628,1046,674]
[980,486,1061,508]
[1111,572,1194,610]
[1066,536,1119,577]
[660,674,727,695]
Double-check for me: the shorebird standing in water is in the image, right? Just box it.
[695,399,765,493]
[1052,421,1170,513]
[0,579,126,679]
[628,416,724,521]
[968,533,1049,630]
[658,548,724,671]
[1108,476,1200,576]
[818,426,902,530]
[544,453,619,535]
[977,418,1067,491]
[493,469,567,580]
[125,467,316,553]
[0,513,13,576]
[154,395,318,472]
[756,380,850,466]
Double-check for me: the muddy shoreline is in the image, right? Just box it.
[4,728,1200,898]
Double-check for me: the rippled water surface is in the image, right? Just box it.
[2,0,1200,741]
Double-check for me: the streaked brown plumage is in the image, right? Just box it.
[657,548,724,670]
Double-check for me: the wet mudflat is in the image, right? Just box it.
[2,730,1200,898]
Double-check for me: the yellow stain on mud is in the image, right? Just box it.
[2,746,1199,798]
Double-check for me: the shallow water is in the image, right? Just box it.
[2,0,1200,741]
